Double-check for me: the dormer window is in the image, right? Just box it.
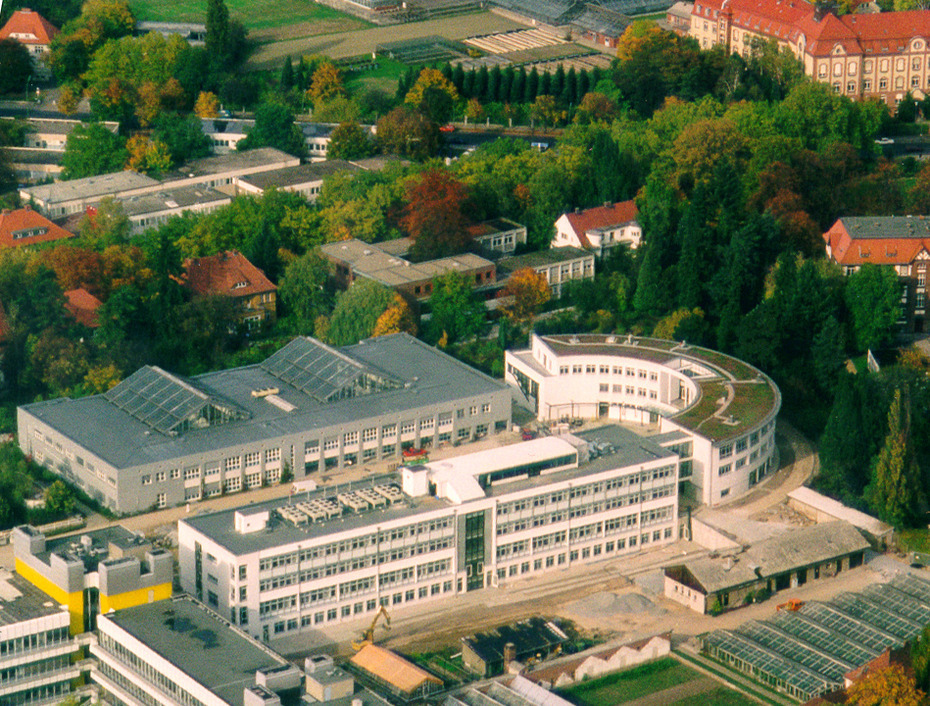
[232,281,248,289]
[12,227,47,240]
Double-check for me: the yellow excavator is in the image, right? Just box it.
[351,605,391,651]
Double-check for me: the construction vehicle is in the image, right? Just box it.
[776,598,803,612]
[351,605,391,651]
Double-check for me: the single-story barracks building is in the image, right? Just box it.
[17,334,513,514]
[504,334,781,506]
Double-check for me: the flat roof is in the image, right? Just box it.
[497,246,591,273]
[182,425,674,556]
[236,160,360,191]
[39,525,153,572]
[103,596,289,706]
[0,570,66,626]
[21,171,159,205]
[788,487,892,538]
[163,147,297,181]
[119,186,230,217]
[321,239,494,287]
[22,334,508,473]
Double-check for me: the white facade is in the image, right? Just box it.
[504,334,780,506]
[552,210,642,257]
[178,428,679,643]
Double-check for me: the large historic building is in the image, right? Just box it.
[688,0,930,105]
[504,334,781,506]
[17,334,512,513]
[824,215,930,333]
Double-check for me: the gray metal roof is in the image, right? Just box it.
[163,147,296,180]
[103,596,289,706]
[0,571,66,626]
[119,186,229,217]
[838,215,930,240]
[745,521,869,577]
[22,334,509,471]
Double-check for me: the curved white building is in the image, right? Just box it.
[505,334,781,506]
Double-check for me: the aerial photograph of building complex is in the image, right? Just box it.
[1,0,930,702]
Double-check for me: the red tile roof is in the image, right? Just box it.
[0,207,75,249]
[825,216,930,266]
[183,250,276,299]
[0,9,59,46]
[64,288,102,328]
[563,200,639,248]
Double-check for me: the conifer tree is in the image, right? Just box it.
[866,388,925,528]
[281,56,294,90]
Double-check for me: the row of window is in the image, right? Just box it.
[559,364,659,380]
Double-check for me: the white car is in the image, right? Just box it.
[874,137,894,145]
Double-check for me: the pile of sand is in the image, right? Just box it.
[567,591,664,618]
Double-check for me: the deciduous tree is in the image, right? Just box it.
[372,294,417,337]
[308,62,345,105]
[44,481,76,517]
[427,271,485,344]
[0,40,32,95]
[194,91,220,118]
[401,169,471,260]
[61,124,127,180]
[376,106,439,160]
[500,267,550,324]
[238,103,306,157]
[327,279,395,346]
[327,121,374,160]
[847,664,923,706]
[845,263,901,351]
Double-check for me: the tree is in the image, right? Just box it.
[194,91,220,118]
[427,271,485,344]
[575,92,618,124]
[327,279,395,346]
[401,169,471,260]
[913,625,930,693]
[376,106,439,160]
[500,268,550,324]
[152,112,212,166]
[405,68,458,123]
[327,121,374,160]
[866,389,925,529]
[125,135,172,175]
[0,39,32,95]
[57,84,81,115]
[653,308,706,341]
[847,664,924,706]
[278,250,331,330]
[308,62,345,105]
[372,294,417,337]
[280,56,294,90]
[78,197,130,248]
[238,103,307,157]
[44,481,76,517]
[845,264,901,351]
[61,124,127,180]
[206,0,230,70]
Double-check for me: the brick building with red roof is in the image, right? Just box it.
[0,9,59,79]
[689,0,930,105]
[183,250,277,328]
[552,200,641,257]
[0,206,75,249]
[824,214,930,332]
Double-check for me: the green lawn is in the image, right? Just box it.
[559,658,701,706]
[675,686,761,706]
[128,0,368,31]
[343,57,409,96]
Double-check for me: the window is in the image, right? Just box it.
[401,422,416,435]
[343,431,358,445]
[156,493,167,508]
[599,383,609,392]
[244,452,261,467]
[142,475,152,485]
[304,441,319,455]
[382,424,396,437]
[184,468,200,480]
[586,365,596,374]
[719,444,733,458]
[265,448,280,463]
[482,403,491,413]
[718,463,731,476]
[362,427,377,442]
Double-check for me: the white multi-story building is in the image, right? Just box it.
[178,425,679,643]
[504,334,781,506]
[0,570,79,705]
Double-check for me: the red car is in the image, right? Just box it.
[439,124,456,133]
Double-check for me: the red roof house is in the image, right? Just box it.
[183,250,277,327]
[0,206,75,249]
[64,288,103,329]
[825,215,930,333]
[0,8,59,47]
[553,200,641,255]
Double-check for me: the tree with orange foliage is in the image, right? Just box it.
[39,245,105,297]
[372,294,417,337]
[846,664,924,706]
[401,169,471,261]
[125,135,172,175]
[500,268,550,324]
[308,63,345,105]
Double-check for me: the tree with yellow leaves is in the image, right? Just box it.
[373,294,418,337]
[846,664,924,706]
[404,68,458,107]
[308,63,345,105]
[195,91,220,118]
[125,135,172,176]
[500,267,550,324]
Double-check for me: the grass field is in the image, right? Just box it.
[128,0,369,32]
[675,686,760,706]
[343,58,409,95]
[559,658,700,706]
